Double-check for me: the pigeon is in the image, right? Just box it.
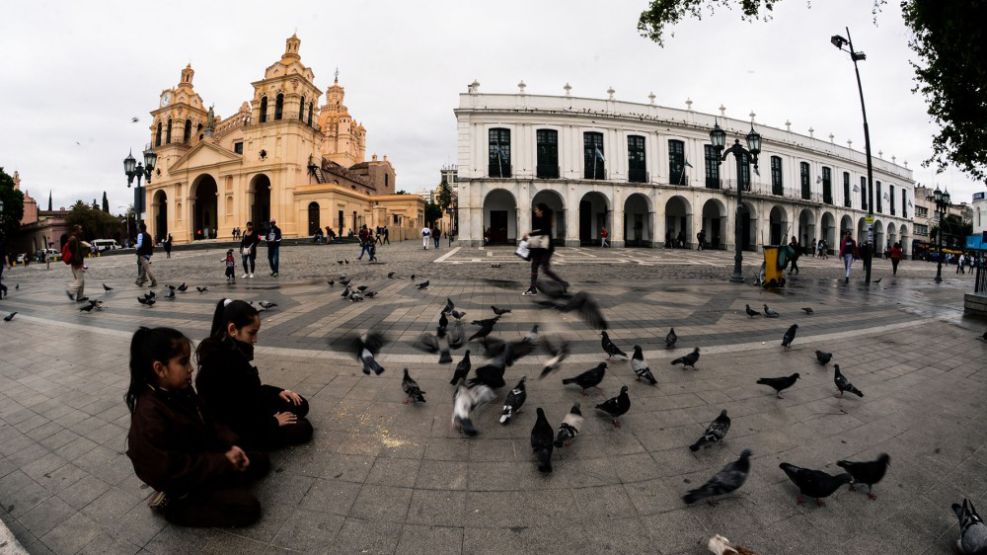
[341,285,352,298]
[147,291,156,298]
[349,292,364,302]
[258,301,277,310]
[601,331,627,359]
[410,274,416,281]
[815,350,832,365]
[531,408,555,473]
[837,454,889,500]
[874,277,882,284]
[387,272,396,279]
[539,336,570,379]
[630,345,657,385]
[778,462,852,506]
[491,305,511,316]
[102,283,113,291]
[499,377,527,424]
[745,304,760,318]
[707,535,759,555]
[595,385,630,427]
[401,368,426,404]
[665,328,678,348]
[952,498,987,555]
[165,288,176,299]
[137,296,155,307]
[833,365,863,397]
[467,316,500,343]
[448,319,466,349]
[554,403,583,448]
[451,384,496,437]
[562,362,607,394]
[982,330,987,341]
[533,286,608,330]
[131,116,139,123]
[450,350,471,385]
[357,285,369,292]
[671,347,700,370]
[196,286,208,293]
[417,280,430,289]
[327,280,335,286]
[3,312,17,322]
[521,324,539,345]
[763,304,779,318]
[490,263,502,268]
[344,259,349,264]
[689,410,731,451]
[349,332,387,375]
[442,298,455,314]
[756,373,800,399]
[781,324,798,349]
[449,309,467,320]
[683,449,753,505]
[801,307,814,315]
[339,276,352,286]
[79,300,103,312]
[177,283,188,292]
[337,260,344,265]
[413,327,453,364]
[438,311,449,331]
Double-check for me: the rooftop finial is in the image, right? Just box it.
[563,82,572,96]
[785,120,791,132]
[648,92,656,105]
[518,80,526,94]
[718,104,726,117]
[334,67,339,83]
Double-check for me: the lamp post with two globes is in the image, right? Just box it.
[709,121,761,284]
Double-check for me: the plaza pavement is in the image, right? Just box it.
[0,239,985,554]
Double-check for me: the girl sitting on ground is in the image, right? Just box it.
[125,326,269,527]
[196,299,313,450]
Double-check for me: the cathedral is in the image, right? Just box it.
[145,34,423,243]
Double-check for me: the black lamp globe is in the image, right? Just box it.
[943,189,951,205]
[124,151,137,176]
[746,126,762,155]
[143,147,157,171]
[933,186,942,204]
[710,121,726,149]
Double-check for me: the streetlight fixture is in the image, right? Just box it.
[123,147,157,243]
[933,186,951,283]
[710,120,761,283]
[832,26,875,284]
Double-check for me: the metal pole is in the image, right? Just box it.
[731,148,745,283]
[935,205,943,282]
[846,27,874,284]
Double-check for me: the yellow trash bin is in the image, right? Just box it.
[762,246,786,288]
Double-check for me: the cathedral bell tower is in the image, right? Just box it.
[317,71,367,167]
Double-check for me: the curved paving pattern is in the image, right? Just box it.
[0,242,985,554]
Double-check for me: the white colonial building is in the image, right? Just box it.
[454,87,914,254]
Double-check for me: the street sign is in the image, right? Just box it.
[967,234,987,251]
[864,215,875,225]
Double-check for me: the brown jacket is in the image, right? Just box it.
[126,386,238,496]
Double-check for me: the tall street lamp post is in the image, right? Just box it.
[933,186,951,283]
[831,27,875,284]
[123,147,157,243]
[710,121,761,283]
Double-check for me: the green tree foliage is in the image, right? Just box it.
[424,201,443,227]
[638,0,987,183]
[0,167,25,240]
[101,191,109,213]
[65,200,125,242]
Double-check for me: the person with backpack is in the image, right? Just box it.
[63,224,87,302]
[432,226,441,249]
[134,223,158,288]
[839,231,857,284]
[421,225,431,250]
[357,225,373,260]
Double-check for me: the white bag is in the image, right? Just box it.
[515,240,530,261]
[527,235,548,250]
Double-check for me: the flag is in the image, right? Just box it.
[594,147,605,162]
[683,159,693,168]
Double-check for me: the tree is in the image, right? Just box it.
[437,180,453,213]
[66,201,125,242]
[101,191,109,213]
[638,0,987,182]
[424,201,443,227]
[47,190,52,212]
[0,167,25,241]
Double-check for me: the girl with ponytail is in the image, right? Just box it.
[196,299,313,450]
[125,326,269,527]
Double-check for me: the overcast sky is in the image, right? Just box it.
[1,0,981,214]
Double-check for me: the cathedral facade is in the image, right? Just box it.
[145,35,423,243]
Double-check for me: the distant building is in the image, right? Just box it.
[9,172,70,255]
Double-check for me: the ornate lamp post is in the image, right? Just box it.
[123,147,157,242]
[832,27,875,284]
[933,186,951,283]
[710,121,761,283]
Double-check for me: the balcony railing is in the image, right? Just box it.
[772,184,784,196]
[705,177,721,189]
[488,163,512,178]
[628,167,648,183]
[584,165,607,180]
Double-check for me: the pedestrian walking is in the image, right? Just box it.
[788,236,801,275]
[839,231,857,284]
[0,238,7,300]
[522,203,569,296]
[357,225,373,260]
[433,226,441,249]
[164,233,173,259]
[676,230,686,249]
[448,227,455,247]
[811,239,818,258]
[600,226,610,248]
[696,229,706,251]
[890,242,903,276]
[135,223,158,288]
[382,226,390,245]
[265,219,282,277]
[64,224,87,301]
[957,253,966,274]
[421,225,431,250]
[223,249,237,283]
[240,222,258,278]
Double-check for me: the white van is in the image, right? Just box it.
[91,239,121,253]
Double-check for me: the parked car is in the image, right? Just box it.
[91,239,121,253]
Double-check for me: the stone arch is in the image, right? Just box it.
[249,174,272,234]
[308,202,321,235]
[579,191,610,246]
[873,219,885,251]
[624,193,652,247]
[700,198,727,249]
[190,174,218,240]
[483,188,517,244]
[532,189,565,245]
[737,201,756,251]
[152,190,168,241]
[797,208,816,248]
[840,215,853,239]
[769,205,789,246]
[664,195,692,248]
[857,217,868,244]
[820,212,836,252]
[886,222,897,248]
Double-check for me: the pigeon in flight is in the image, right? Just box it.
[413,326,453,364]
[450,350,471,385]
[801,307,814,315]
[491,305,511,316]
[952,498,987,555]
[630,345,657,385]
[449,308,467,320]
[689,410,731,452]
[562,362,607,395]
[600,331,627,359]
[532,284,608,330]
[3,312,17,322]
[756,373,800,399]
[196,286,208,293]
[683,449,752,505]
[401,368,426,404]
[671,347,700,370]
[837,453,889,500]
[539,335,570,379]
[595,385,630,428]
[349,332,387,375]
[779,462,852,506]
[665,328,677,349]
[745,304,760,318]
[442,298,455,314]
[417,280,430,290]
[467,316,500,343]
[781,324,798,349]
[833,365,863,397]
[531,407,555,473]
[451,383,495,437]
[763,304,779,318]
[499,377,527,424]
[815,350,832,365]
[102,283,113,291]
[177,283,188,292]
[554,403,583,448]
